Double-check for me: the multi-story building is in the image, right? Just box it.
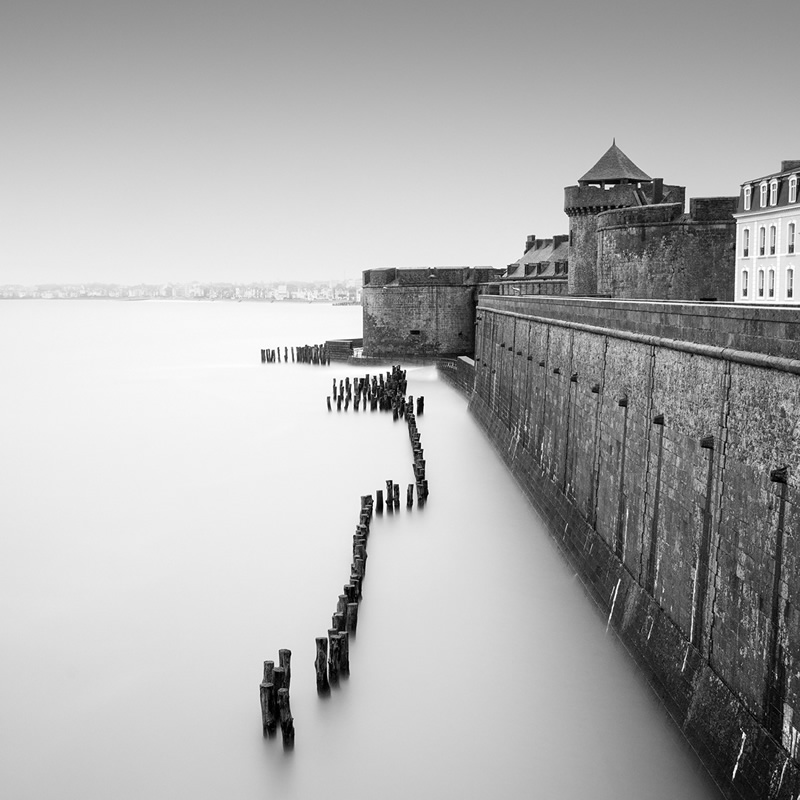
[734,160,800,303]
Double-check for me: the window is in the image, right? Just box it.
[742,270,749,297]
[788,268,794,299]
[759,226,766,256]
[743,228,750,257]
[759,270,765,297]
[761,182,768,207]
[744,185,752,210]
[770,225,777,255]
[769,269,775,298]
[789,222,796,255]
[770,179,779,206]
[790,176,798,204]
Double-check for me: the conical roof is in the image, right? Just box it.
[578,141,651,184]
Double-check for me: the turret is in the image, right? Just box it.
[564,141,684,295]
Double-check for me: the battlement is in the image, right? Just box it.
[564,181,686,215]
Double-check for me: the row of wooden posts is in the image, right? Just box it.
[325,366,423,417]
[260,344,329,365]
[315,494,374,692]
[260,365,430,744]
[259,648,294,747]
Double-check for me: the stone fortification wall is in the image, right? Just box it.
[469,294,800,800]
[480,295,800,361]
[596,198,737,301]
[362,267,502,358]
[436,356,475,397]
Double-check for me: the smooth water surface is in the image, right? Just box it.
[0,301,722,799]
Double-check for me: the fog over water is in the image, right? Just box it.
[0,301,722,799]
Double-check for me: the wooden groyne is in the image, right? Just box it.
[261,344,330,365]
[260,362,430,743]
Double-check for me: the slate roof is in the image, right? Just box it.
[504,238,569,279]
[579,141,651,185]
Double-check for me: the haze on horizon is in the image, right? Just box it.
[2,0,797,286]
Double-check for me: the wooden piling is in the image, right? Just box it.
[279,649,291,689]
[376,489,383,513]
[315,636,329,692]
[263,660,275,685]
[333,611,346,632]
[385,480,393,509]
[407,483,414,507]
[328,630,340,684]
[259,681,276,733]
[277,688,295,746]
[273,665,286,695]
[339,631,350,675]
[346,602,358,633]
[393,483,400,507]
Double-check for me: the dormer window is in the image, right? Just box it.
[761,182,768,207]
[790,176,798,204]
[743,185,752,210]
[770,179,779,206]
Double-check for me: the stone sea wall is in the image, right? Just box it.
[467,294,800,800]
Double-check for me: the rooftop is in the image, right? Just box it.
[578,141,652,185]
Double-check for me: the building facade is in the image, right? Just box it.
[734,160,800,304]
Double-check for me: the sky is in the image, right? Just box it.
[1,0,798,285]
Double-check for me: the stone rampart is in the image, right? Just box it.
[469,294,800,799]
[596,199,737,301]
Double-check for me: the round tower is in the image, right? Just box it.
[564,141,654,296]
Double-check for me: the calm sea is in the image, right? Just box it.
[0,300,722,799]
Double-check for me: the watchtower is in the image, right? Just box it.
[564,141,684,295]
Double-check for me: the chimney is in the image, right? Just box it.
[652,178,663,204]
[781,160,800,173]
[524,235,536,254]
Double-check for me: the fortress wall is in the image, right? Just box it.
[469,295,800,799]
[362,285,476,357]
[478,294,800,361]
[596,201,737,302]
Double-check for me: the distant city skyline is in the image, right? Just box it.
[2,0,797,286]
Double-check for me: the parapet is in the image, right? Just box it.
[362,267,501,288]
[564,182,685,215]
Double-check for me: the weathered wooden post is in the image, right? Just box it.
[407,483,414,507]
[279,649,291,689]
[393,482,400,508]
[315,636,329,692]
[273,665,286,695]
[346,602,358,633]
[327,396,332,411]
[376,489,384,513]
[332,611,346,632]
[339,630,350,675]
[417,396,424,414]
[385,480,394,510]
[260,680,276,734]
[277,688,294,746]
[328,630,340,684]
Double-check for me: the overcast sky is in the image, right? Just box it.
[2,0,797,285]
